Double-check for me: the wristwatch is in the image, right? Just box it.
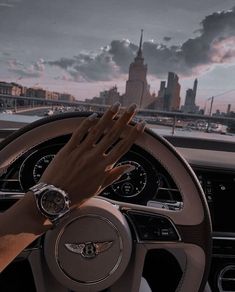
[29,182,70,224]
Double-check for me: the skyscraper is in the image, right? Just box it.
[182,78,199,113]
[123,30,152,107]
[163,72,181,111]
[193,78,198,99]
[227,104,231,114]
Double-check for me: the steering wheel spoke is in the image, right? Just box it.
[110,243,147,292]
[112,199,211,292]
[28,248,68,292]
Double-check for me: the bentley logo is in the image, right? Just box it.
[65,241,113,259]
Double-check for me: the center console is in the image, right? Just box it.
[195,168,235,292]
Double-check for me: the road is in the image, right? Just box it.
[15,106,51,116]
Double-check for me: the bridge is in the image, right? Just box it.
[0,93,235,125]
[0,93,96,109]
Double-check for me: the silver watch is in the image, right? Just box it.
[30,182,70,224]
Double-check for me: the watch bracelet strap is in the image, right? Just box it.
[30,182,49,194]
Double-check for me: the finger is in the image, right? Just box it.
[65,113,98,152]
[101,165,135,190]
[83,102,121,147]
[95,103,137,153]
[105,120,146,163]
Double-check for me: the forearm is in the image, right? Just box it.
[0,192,51,272]
[0,104,143,273]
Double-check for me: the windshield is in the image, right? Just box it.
[0,0,234,141]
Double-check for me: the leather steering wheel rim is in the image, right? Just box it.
[0,111,212,292]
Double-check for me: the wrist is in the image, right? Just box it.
[23,191,53,233]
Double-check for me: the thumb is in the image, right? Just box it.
[101,165,135,190]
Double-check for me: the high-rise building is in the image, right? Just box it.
[86,31,157,108]
[123,30,153,107]
[193,78,198,98]
[181,78,199,113]
[154,81,165,109]
[147,73,181,111]
[162,72,181,111]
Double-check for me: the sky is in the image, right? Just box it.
[0,0,235,112]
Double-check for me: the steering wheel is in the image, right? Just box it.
[0,112,212,292]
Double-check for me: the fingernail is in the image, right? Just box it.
[127,103,137,113]
[110,102,121,113]
[137,120,146,131]
[88,113,98,121]
[123,165,135,174]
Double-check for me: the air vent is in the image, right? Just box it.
[218,265,235,291]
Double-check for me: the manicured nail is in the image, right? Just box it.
[110,102,121,113]
[88,113,98,121]
[137,120,146,131]
[123,165,135,174]
[127,103,137,113]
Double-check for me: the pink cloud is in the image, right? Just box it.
[8,58,45,78]
[210,36,235,64]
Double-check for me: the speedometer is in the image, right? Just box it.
[111,161,147,197]
[33,154,55,183]
[19,144,64,191]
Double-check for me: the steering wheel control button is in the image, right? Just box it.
[44,198,132,292]
[126,211,180,242]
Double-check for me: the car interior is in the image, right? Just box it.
[0,112,234,291]
[0,1,235,291]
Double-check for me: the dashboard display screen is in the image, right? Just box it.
[212,179,235,233]
[196,170,235,233]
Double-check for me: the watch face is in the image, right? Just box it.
[41,190,66,215]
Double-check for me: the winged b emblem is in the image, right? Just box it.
[65,241,113,259]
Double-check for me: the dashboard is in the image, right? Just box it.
[0,134,234,234]
[0,133,235,292]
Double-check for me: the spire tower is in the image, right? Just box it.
[137,29,143,58]
[193,78,198,99]
[124,29,152,107]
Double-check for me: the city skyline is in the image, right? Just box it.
[0,1,235,112]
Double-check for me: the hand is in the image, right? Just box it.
[40,103,146,207]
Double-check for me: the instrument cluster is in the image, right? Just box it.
[0,135,181,206]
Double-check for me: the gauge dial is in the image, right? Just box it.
[33,154,55,183]
[111,161,147,197]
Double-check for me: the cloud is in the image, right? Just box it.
[181,8,235,67]
[163,37,172,42]
[210,36,235,63]
[0,51,11,59]
[0,3,14,7]
[47,7,235,81]
[8,58,45,78]
[0,0,20,8]
[48,46,122,82]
